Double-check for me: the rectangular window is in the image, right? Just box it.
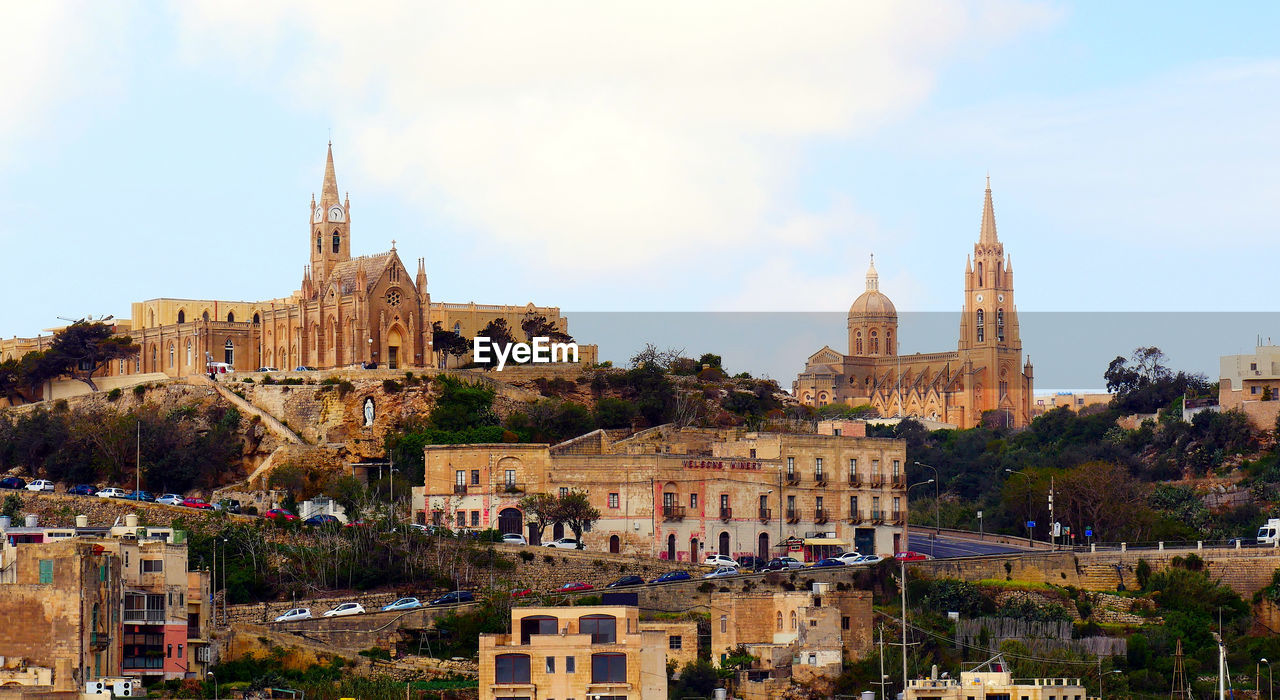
[456,511,465,527]
[816,496,824,511]
[892,459,900,476]
[178,644,183,658]
[546,656,555,673]
[472,469,481,485]
[38,559,53,584]
[787,495,795,509]
[1253,386,1260,394]
[142,559,164,574]
[504,469,515,486]
[749,448,756,458]
[455,470,464,486]
[815,457,823,477]
[591,654,627,683]
[720,494,729,509]
[786,457,795,474]
[690,494,698,509]
[669,635,682,650]
[849,457,856,473]
[842,616,850,630]
[167,644,172,658]
[566,656,575,673]
[893,497,900,513]
[833,428,841,436]
[494,654,532,684]
[721,615,727,633]
[608,493,619,509]
[580,616,617,644]
[559,487,569,498]
[850,496,858,515]
[471,511,480,527]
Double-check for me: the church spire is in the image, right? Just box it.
[979,176,998,246]
[865,254,879,292]
[321,141,339,204]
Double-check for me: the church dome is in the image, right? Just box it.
[848,256,896,319]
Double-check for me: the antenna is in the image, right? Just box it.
[1170,638,1191,700]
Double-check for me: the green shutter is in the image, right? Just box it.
[38,559,53,584]
[99,563,107,581]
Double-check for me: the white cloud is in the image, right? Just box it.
[172,1,1056,274]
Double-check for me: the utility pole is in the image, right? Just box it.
[877,626,887,700]
[901,558,909,696]
[135,420,141,497]
[1048,475,1055,550]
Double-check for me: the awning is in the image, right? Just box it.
[803,538,848,546]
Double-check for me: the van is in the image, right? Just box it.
[206,362,233,374]
[1258,519,1280,545]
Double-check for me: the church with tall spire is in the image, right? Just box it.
[40,143,590,380]
[794,180,1035,428]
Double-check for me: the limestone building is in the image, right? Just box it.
[1,144,589,382]
[478,604,667,700]
[905,655,1086,700]
[1219,343,1280,429]
[794,181,1035,428]
[422,425,908,560]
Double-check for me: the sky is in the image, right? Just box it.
[1,2,1278,380]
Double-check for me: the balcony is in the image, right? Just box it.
[501,482,525,494]
[453,484,468,495]
[815,472,828,486]
[849,511,866,524]
[892,510,904,524]
[870,475,884,488]
[786,472,800,485]
[814,508,829,524]
[891,475,906,488]
[90,631,111,650]
[122,609,165,624]
[719,507,732,522]
[786,509,800,524]
[849,474,863,487]
[870,509,885,523]
[758,508,772,522]
[663,505,686,521]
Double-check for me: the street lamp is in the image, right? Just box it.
[913,461,941,557]
[1260,658,1271,700]
[1005,469,1034,546]
[208,671,217,700]
[1098,665,1121,700]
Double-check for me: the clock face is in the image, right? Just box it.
[998,294,1005,303]
[975,294,983,303]
[328,206,345,222]
[313,207,323,223]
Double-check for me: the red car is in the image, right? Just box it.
[894,551,929,562]
[181,497,214,510]
[557,582,593,592]
[344,520,368,528]
[262,509,298,522]
[510,588,533,598]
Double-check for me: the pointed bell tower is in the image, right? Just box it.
[309,142,352,283]
[959,177,1019,352]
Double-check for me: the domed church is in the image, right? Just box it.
[794,180,1034,428]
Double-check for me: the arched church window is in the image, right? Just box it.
[177,310,185,324]
[224,340,234,366]
[886,330,893,354]
[453,322,462,334]
[168,343,175,369]
[976,262,983,287]
[332,231,340,253]
[252,313,260,324]
[185,340,192,368]
[855,332,862,354]
[996,309,1004,342]
[870,331,878,355]
[316,232,322,252]
[202,311,210,322]
[976,309,985,343]
[227,312,235,323]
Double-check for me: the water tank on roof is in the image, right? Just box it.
[76,515,89,528]
[24,515,37,528]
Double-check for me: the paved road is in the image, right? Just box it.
[908,532,1031,558]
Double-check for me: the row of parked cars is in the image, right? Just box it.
[272,591,477,622]
[0,477,239,511]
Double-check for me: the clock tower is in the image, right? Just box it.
[309,142,351,283]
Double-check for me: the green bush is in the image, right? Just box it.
[382,379,402,393]
[106,388,122,401]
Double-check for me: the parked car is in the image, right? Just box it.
[123,490,155,502]
[381,597,422,612]
[428,591,475,606]
[735,555,765,571]
[703,554,738,568]
[206,362,233,374]
[323,602,365,618]
[409,523,451,536]
[835,552,866,565]
[650,571,692,584]
[66,484,98,496]
[273,608,312,623]
[811,558,845,568]
[263,509,299,522]
[606,575,645,588]
[543,537,580,550]
[0,477,27,490]
[344,520,368,528]
[510,588,533,599]
[304,514,340,526]
[156,494,184,506]
[293,366,317,372]
[894,551,929,562]
[501,533,528,546]
[856,554,885,565]
[257,367,279,372]
[557,581,594,592]
[181,497,214,510]
[762,556,803,571]
[96,487,128,499]
[25,480,54,493]
[704,566,738,579]
[213,499,241,514]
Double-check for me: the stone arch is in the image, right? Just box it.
[201,309,211,322]
[718,531,730,556]
[758,532,769,560]
[387,324,406,370]
[226,311,235,323]
[497,508,522,535]
[252,312,261,324]
[176,309,186,324]
[666,534,676,560]
[609,535,620,554]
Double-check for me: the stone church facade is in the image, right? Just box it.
[794,182,1034,429]
[1,145,587,379]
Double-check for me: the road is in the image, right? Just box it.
[908,531,1031,558]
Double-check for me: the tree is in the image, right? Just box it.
[593,397,637,429]
[431,321,471,369]
[518,493,557,544]
[34,321,139,391]
[697,353,722,369]
[552,491,599,548]
[429,375,498,431]
[1105,346,1210,414]
[519,312,573,344]
[628,343,684,371]
[475,318,515,369]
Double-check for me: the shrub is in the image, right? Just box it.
[382,379,402,393]
[132,384,147,397]
[1135,559,1152,590]
[106,388,122,401]
[242,377,254,384]
[697,581,715,593]
[518,550,535,562]
[358,647,391,661]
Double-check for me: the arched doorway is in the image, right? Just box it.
[552,522,565,541]
[718,532,730,557]
[527,523,541,546]
[758,532,769,560]
[387,326,404,370]
[609,535,620,554]
[497,508,522,535]
[690,538,699,562]
[667,534,676,560]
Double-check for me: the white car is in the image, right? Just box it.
[543,537,580,549]
[849,554,884,566]
[703,566,738,579]
[25,480,54,493]
[156,494,183,506]
[96,488,128,499]
[703,554,739,568]
[836,552,865,565]
[322,602,365,618]
[501,533,528,546]
[273,608,312,623]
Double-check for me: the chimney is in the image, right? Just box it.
[75,515,89,528]
[125,514,138,528]
[24,515,37,528]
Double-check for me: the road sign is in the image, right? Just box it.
[1027,520,1036,528]
[977,510,983,519]
[1085,528,1093,537]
